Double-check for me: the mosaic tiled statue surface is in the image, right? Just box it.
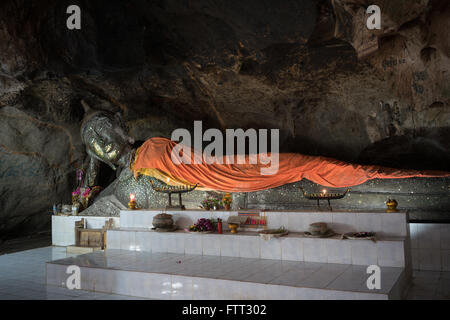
[80,104,450,220]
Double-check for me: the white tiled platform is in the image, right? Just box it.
[0,246,150,300]
[120,209,409,237]
[45,209,415,300]
[46,249,408,300]
[107,228,407,267]
[108,209,410,268]
[410,223,450,271]
[0,246,446,300]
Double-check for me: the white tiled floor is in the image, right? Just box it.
[0,246,448,299]
[47,248,407,299]
[0,246,151,300]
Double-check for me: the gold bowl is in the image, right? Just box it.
[228,223,239,234]
[386,199,398,213]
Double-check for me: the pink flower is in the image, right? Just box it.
[82,188,91,198]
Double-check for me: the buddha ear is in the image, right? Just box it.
[113,112,134,144]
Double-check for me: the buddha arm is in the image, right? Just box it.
[83,155,100,187]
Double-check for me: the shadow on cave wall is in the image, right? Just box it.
[358,127,450,171]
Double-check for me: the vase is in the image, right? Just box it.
[386,199,398,212]
[152,213,174,229]
[228,223,238,234]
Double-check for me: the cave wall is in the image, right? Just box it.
[0,0,449,237]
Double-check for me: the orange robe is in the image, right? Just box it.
[132,137,450,192]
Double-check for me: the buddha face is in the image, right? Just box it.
[81,112,134,169]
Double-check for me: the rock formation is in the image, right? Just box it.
[0,0,449,236]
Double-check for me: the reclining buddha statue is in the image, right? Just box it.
[79,101,449,215]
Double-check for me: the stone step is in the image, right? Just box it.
[106,228,408,267]
[47,249,409,300]
[120,209,408,237]
[46,250,410,300]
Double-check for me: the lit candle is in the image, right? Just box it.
[128,193,137,210]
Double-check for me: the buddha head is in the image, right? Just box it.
[80,100,134,170]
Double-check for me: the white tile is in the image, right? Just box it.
[331,212,356,234]
[184,234,202,255]
[355,213,381,234]
[351,240,378,266]
[202,235,221,256]
[322,289,357,300]
[52,232,64,246]
[119,231,136,250]
[220,235,239,257]
[293,287,325,300]
[300,264,348,289]
[440,224,450,250]
[166,233,185,254]
[130,212,139,228]
[134,231,152,252]
[130,212,140,228]
[287,212,308,232]
[239,236,260,259]
[418,224,441,249]
[120,213,130,228]
[411,248,419,270]
[106,230,120,249]
[63,232,75,246]
[377,241,405,267]
[171,275,193,300]
[409,223,419,248]
[240,282,267,300]
[264,284,297,299]
[266,212,288,230]
[326,240,351,264]
[192,277,232,300]
[89,268,115,294]
[260,238,282,260]
[146,273,172,299]
[46,264,66,287]
[303,238,327,263]
[151,232,169,253]
[308,213,333,226]
[418,248,441,271]
[380,214,407,237]
[281,237,303,261]
[441,250,450,271]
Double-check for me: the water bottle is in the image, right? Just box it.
[217,218,223,234]
[52,204,57,215]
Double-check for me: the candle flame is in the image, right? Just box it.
[129,193,135,201]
